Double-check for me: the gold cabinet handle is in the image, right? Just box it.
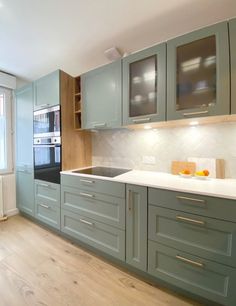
[128,190,132,211]
[183,110,209,117]
[176,195,205,204]
[80,179,94,184]
[93,123,107,128]
[80,192,94,198]
[176,215,205,226]
[39,203,50,209]
[79,219,94,226]
[176,255,204,268]
[132,117,151,123]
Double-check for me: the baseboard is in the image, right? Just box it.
[6,208,19,217]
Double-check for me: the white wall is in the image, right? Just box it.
[92,122,236,178]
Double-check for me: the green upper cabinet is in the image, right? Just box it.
[229,18,236,114]
[15,84,34,216]
[122,44,166,126]
[34,70,60,110]
[81,60,122,129]
[167,21,230,120]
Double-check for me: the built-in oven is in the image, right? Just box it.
[33,137,61,184]
[33,105,60,138]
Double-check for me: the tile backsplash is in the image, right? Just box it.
[92,122,236,178]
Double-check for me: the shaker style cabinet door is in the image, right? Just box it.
[126,184,147,271]
[15,84,34,216]
[81,60,122,129]
[123,43,166,126]
[34,70,60,110]
[167,21,230,120]
[229,18,236,114]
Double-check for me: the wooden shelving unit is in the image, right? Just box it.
[74,76,82,130]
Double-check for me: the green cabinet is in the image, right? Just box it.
[229,18,236,114]
[122,44,166,126]
[34,70,60,110]
[34,180,61,229]
[15,84,34,216]
[167,21,230,120]
[81,60,122,129]
[61,174,126,260]
[148,241,236,306]
[126,184,147,271]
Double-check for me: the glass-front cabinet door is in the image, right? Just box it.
[167,21,230,120]
[229,18,236,114]
[122,43,166,126]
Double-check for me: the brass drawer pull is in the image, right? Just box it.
[93,123,106,128]
[132,117,151,123]
[38,182,50,188]
[176,195,205,204]
[79,219,94,226]
[128,190,132,211]
[39,203,50,209]
[80,179,94,184]
[183,110,209,117]
[176,255,204,268]
[80,192,94,198]
[176,215,205,226]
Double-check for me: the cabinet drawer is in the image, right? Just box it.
[149,205,236,267]
[35,180,60,206]
[35,200,60,229]
[61,209,125,260]
[149,188,236,222]
[61,174,125,198]
[148,241,236,306]
[61,186,125,229]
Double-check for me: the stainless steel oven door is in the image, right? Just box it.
[33,143,61,184]
[33,105,60,138]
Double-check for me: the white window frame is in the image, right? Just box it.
[0,86,13,174]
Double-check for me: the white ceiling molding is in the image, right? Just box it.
[0,72,16,89]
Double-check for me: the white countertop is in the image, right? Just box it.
[61,169,236,200]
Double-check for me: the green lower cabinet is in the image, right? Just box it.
[148,241,236,306]
[61,209,125,260]
[126,184,147,271]
[148,205,236,268]
[34,180,60,229]
[61,185,125,230]
[16,169,34,217]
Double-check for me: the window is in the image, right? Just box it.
[0,87,13,173]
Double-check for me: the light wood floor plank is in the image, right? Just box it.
[0,215,203,306]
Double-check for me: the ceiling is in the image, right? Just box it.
[1,0,236,82]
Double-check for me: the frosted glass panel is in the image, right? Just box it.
[176,36,216,110]
[129,56,157,117]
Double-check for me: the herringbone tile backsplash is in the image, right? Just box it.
[92,122,236,178]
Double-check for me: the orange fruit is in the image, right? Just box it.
[182,169,191,175]
[203,169,210,176]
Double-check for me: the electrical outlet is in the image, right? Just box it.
[142,156,156,165]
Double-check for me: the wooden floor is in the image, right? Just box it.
[0,215,203,306]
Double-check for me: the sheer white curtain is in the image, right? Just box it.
[0,87,12,173]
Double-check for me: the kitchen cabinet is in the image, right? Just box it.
[167,21,230,120]
[148,187,236,306]
[122,44,166,126]
[34,70,60,110]
[34,179,60,229]
[126,184,147,271]
[61,174,125,260]
[15,84,34,216]
[81,60,122,129]
[229,18,236,114]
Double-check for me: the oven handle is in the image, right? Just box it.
[33,145,60,148]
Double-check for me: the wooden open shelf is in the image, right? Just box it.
[74,76,82,130]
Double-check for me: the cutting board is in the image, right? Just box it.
[187,158,225,179]
[171,161,196,175]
